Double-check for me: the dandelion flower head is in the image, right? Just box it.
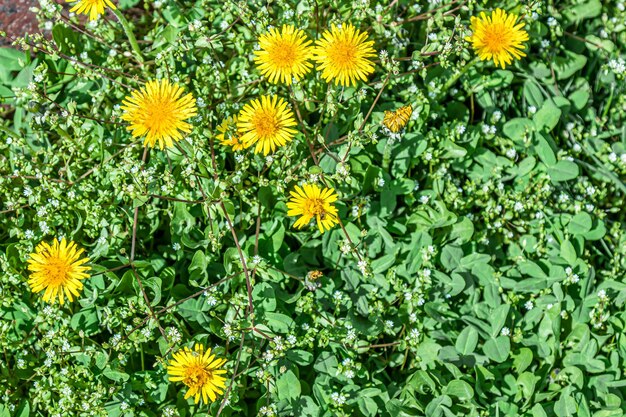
[217,116,245,151]
[121,79,198,150]
[27,238,91,305]
[67,0,116,21]
[254,25,314,85]
[312,23,376,87]
[167,343,227,404]
[237,95,297,155]
[467,8,529,69]
[287,184,339,233]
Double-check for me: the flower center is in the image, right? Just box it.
[328,41,357,69]
[183,363,211,389]
[145,98,175,132]
[305,198,326,216]
[269,42,297,68]
[44,257,71,286]
[483,24,510,52]
[251,110,278,138]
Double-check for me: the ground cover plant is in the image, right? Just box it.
[1,0,626,416]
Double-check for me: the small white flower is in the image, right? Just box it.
[330,392,347,406]
[500,327,510,336]
[524,300,534,311]
[172,242,181,251]
[456,124,466,134]
[357,260,368,275]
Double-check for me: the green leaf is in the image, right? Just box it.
[445,380,474,400]
[517,372,537,400]
[483,336,510,363]
[14,401,30,417]
[103,368,130,382]
[523,80,544,108]
[441,245,463,271]
[533,101,562,132]
[560,240,577,264]
[534,132,557,166]
[514,348,534,374]
[358,397,379,417]
[448,217,474,244]
[276,370,301,401]
[189,250,208,283]
[553,52,587,80]
[532,404,548,417]
[568,212,592,235]
[95,352,109,370]
[252,282,277,312]
[503,118,534,143]
[490,304,510,337]
[563,0,601,22]
[455,326,478,355]
[548,160,579,182]
[264,312,294,333]
[286,350,314,365]
[70,307,99,336]
[313,352,338,375]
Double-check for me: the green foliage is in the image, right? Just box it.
[1,0,626,416]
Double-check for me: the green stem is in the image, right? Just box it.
[112,8,144,64]
[0,125,18,138]
[436,56,479,101]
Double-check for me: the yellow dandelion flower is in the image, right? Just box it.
[254,25,314,85]
[66,0,116,21]
[287,184,339,233]
[120,79,198,150]
[27,238,91,305]
[382,104,413,133]
[312,23,376,87]
[167,343,227,404]
[237,95,297,155]
[216,116,245,151]
[467,8,529,69]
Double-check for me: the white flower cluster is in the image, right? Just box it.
[608,58,625,76]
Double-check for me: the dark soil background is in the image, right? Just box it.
[0,0,41,46]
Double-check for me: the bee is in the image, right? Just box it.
[382,104,413,133]
[307,270,324,281]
